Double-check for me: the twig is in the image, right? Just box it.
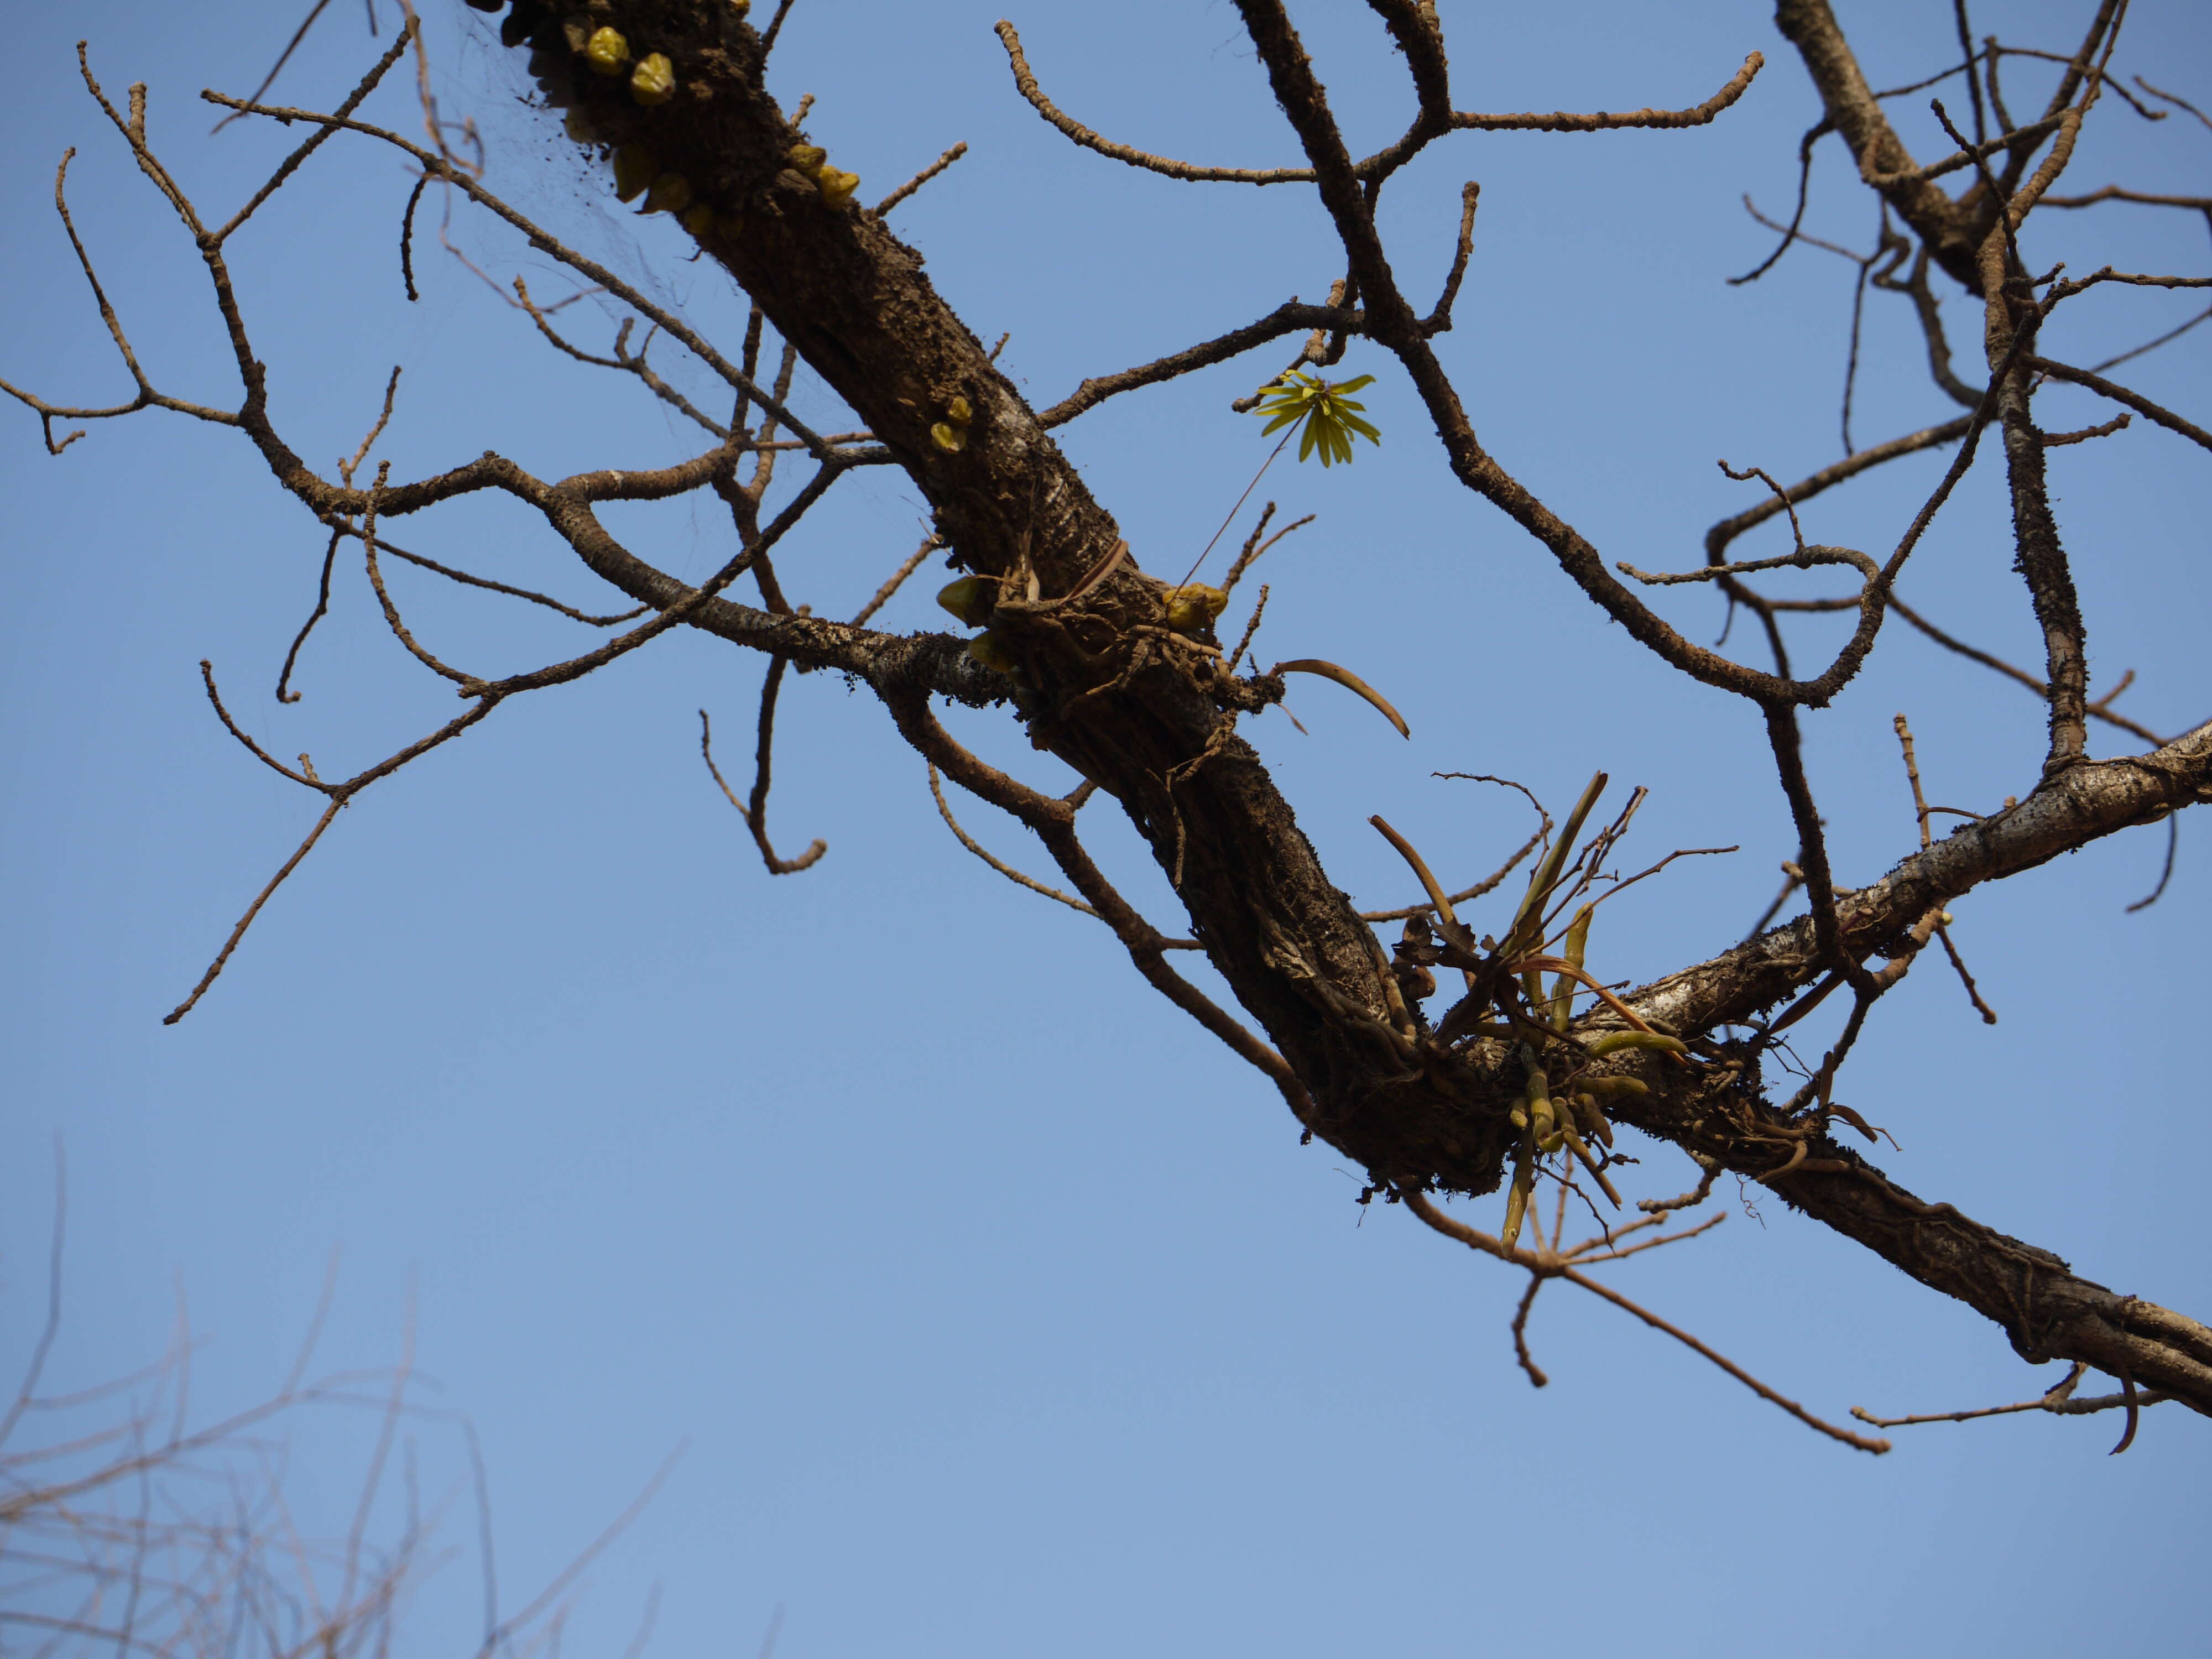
[699,686,826,877]
[162,800,345,1025]
[1852,1361,2172,1427]
[995,23,1316,185]
[2088,302,2212,376]
[1510,1279,1548,1387]
[1889,595,2169,748]
[325,519,649,626]
[873,142,967,216]
[2125,815,2178,913]
[1396,1187,1888,1453]
[759,0,800,59]
[2028,356,2212,454]
[1428,181,1481,328]
[1935,920,2000,1022]
[209,0,340,133]
[0,1144,69,1451]
[927,764,1099,921]
[1896,713,1997,1023]
[1225,583,1270,677]
[2135,76,2212,134]
[1744,863,1804,942]
[276,528,345,703]
[1451,53,1764,131]
[850,536,938,627]
[399,170,428,300]
[1730,119,1832,285]
[514,281,730,440]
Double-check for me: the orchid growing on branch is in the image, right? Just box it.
[1251,371,1381,467]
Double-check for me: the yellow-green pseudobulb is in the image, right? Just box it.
[936,576,996,628]
[1163,583,1229,635]
[631,53,676,106]
[583,26,630,75]
[967,633,1019,675]
[612,145,658,203]
[643,174,692,215]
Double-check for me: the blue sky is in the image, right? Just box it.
[3,2,2208,1654]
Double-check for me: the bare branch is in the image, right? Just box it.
[1396,1187,1888,1452]
[873,141,968,216]
[1852,1361,2174,1428]
[1889,594,2169,748]
[162,799,345,1026]
[325,519,649,628]
[995,23,1317,185]
[1451,53,1764,132]
[699,685,826,877]
[1037,300,1360,429]
[849,536,938,627]
[2029,355,2212,453]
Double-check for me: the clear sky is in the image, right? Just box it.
[3,2,2207,1655]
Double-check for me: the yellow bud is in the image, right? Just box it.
[945,395,972,426]
[643,173,692,215]
[583,25,630,76]
[732,0,752,13]
[966,632,1019,675]
[612,145,658,203]
[680,203,716,237]
[1163,583,1229,635]
[631,52,677,106]
[936,576,997,628]
[930,421,966,453]
[814,167,860,210]
[787,144,827,173]
[563,108,598,144]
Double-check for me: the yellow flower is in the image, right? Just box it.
[1250,371,1381,467]
[936,576,997,627]
[583,26,630,76]
[612,145,658,203]
[631,52,677,106]
[945,395,972,426]
[813,167,860,210]
[930,421,966,453]
[643,173,692,215]
[1163,583,1228,635]
[786,144,828,173]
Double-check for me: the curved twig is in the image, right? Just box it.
[1452,53,1764,132]
[995,22,1317,185]
[1396,1187,1888,1453]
